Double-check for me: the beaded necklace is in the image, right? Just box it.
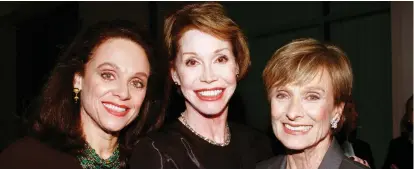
[77,143,120,169]
[179,113,231,147]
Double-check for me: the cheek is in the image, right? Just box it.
[83,76,108,99]
[304,102,332,124]
[270,100,287,120]
[177,69,200,87]
[216,63,237,76]
[220,70,237,84]
[132,90,147,107]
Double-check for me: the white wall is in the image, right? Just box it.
[391,1,413,138]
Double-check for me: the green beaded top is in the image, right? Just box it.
[77,143,120,169]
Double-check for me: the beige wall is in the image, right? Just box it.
[391,1,413,138]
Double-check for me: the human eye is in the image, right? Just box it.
[185,59,199,67]
[131,79,145,89]
[101,72,115,81]
[305,93,320,101]
[275,91,289,100]
[215,55,229,63]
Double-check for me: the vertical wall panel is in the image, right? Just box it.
[330,13,392,168]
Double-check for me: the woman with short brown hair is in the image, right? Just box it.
[257,38,369,169]
[130,2,273,169]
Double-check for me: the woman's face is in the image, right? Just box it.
[269,70,344,150]
[74,38,150,132]
[172,29,239,116]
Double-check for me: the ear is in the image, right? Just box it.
[170,68,181,85]
[235,64,240,75]
[333,101,345,120]
[73,73,83,90]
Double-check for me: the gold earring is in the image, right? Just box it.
[73,88,80,103]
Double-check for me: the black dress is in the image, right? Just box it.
[129,120,274,169]
[382,136,413,169]
[0,137,83,169]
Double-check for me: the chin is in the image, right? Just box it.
[102,121,129,133]
[196,104,228,116]
[275,130,311,151]
[192,101,227,116]
[281,139,309,151]
[197,109,223,116]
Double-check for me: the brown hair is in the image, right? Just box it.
[263,38,353,131]
[164,2,250,80]
[30,20,165,168]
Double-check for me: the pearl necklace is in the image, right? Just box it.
[178,113,231,147]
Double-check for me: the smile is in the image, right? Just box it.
[283,123,312,134]
[194,88,225,101]
[102,102,130,117]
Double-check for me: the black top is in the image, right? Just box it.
[129,120,274,169]
[382,136,413,169]
[344,139,375,169]
[256,138,369,169]
[0,137,82,169]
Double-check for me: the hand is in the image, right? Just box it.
[390,164,399,169]
[350,156,370,168]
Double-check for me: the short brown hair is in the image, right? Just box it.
[164,2,250,79]
[263,38,353,105]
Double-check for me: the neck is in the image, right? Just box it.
[182,104,228,143]
[81,110,119,159]
[286,135,332,169]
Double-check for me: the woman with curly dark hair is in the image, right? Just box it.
[0,20,166,169]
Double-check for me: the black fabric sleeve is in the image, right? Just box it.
[129,136,180,169]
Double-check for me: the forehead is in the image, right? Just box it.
[281,70,333,91]
[178,29,231,54]
[88,38,150,73]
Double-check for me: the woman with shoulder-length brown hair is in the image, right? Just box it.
[129,2,273,169]
[257,38,369,169]
[0,20,166,169]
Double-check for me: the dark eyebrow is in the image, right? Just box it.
[98,62,149,79]
[97,62,119,70]
[182,52,197,56]
[135,72,149,79]
[181,48,230,56]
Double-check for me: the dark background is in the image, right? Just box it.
[0,2,412,169]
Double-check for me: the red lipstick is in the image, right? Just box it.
[102,101,130,117]
[194,88,225,101]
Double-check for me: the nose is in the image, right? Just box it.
[200,64,218,83]
[286,97,304,120]
[113,83,131,100]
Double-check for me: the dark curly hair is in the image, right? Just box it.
[29,20,167,168]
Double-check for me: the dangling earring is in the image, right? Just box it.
[73,88,80,103]
[331,117,339,129]
[236,73,239,78]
